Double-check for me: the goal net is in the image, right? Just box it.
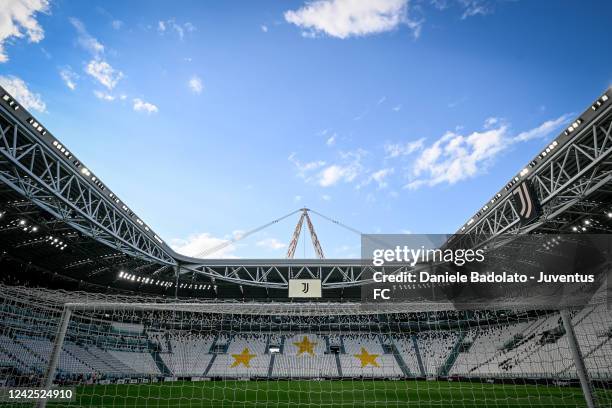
[0,284,610,407]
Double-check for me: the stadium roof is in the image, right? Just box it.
[0,85,611,299]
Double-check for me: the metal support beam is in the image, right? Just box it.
[0,92,176,266]
[175,264,180,299]
[286,208,325,259]
[560,309,597,408]
[37,306,72,408]
[453,91,612,248]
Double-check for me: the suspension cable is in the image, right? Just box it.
[195,208,365,259]
[308,209,364,236]
[194,208,303,258]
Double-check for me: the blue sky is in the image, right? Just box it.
[0,0,610,258]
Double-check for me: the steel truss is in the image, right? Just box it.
[451,91,612,249]
[180,262,383,288]
[0,101,175,266]
[1,85,611,290]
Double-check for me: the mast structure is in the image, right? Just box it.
[286,208,325,259]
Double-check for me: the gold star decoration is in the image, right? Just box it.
[230,348,256,367]
[354,347,380,368]
[293,336,317,356]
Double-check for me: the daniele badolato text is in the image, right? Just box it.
[369,246,595,300]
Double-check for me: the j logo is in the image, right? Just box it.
[289,279,321,298]
[512,180,541,224]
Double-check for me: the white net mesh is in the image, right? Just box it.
[0,284,610,407]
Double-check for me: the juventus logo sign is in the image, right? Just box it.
[288,279,322,298]
[512,180,541,224]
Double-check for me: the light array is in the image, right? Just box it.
[51,140,73,161]
[45,235,67,250]
[118,271,173,287]
[570,213,610,233]
[117,271,213,291]
[563,118,583,136]
[502,141,558,193]
[590,93,609,112]
[28,117,48,136]
[542,236,561,251]
[177,283,214,290]
[2,93,20,111]
[10,219,39,233]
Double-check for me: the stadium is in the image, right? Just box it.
[0,1,612,406]
[0,81,611,407]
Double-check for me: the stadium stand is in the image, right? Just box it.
[107,351,160,376]
[206,334,271,378]
[159,333,215,376]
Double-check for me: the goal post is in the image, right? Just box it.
[560,309,596,408]
[37,306,71,408]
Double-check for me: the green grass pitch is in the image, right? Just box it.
[38,380,611,407]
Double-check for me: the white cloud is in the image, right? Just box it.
[483,116,499,129]
[188,75,203,94]
[318,165,348,187]
[285,0,417,39]
[40,46,50,59]
[318,163,360,187]
[69,17,104,56]
[288,153,326,179]
[322,194,332,201]
[431,0,449,10]
[409,126,508,188]
[447,95,468,109]
[404,179,426,190]
[69,19,125,94]
[85,59,123,90]
[59,66,78,90]
[513,114,571,142]
[369,168,394,189]
[157,18,195,40]
[384,138,424,158]
[406,114,569,189]
[111,20,123,30]
[93,90,114,101]
[133,98,158,114]
[0,0,49,63]
[256,238,287,251]
[171,233,238,258]
[291,149,366,188]
[316,148,367,187]
[326,133,336,146]
[392,104,402,112]
[261,24,268,33]
[294,195,302,202]
[459,0,492,19]
[0,75,46,112]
